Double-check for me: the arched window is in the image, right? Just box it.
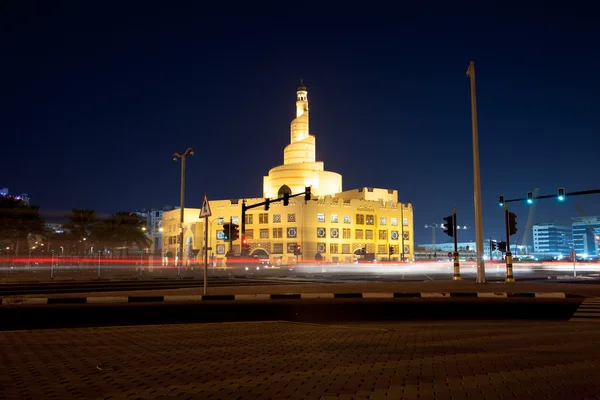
[278,185,292,197]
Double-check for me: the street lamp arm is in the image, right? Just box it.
[183,148,195,157]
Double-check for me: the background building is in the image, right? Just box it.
[136,205,175,255]
[532,221,572,258]
[1,187,30,206]
[572,216,600,258]
[162,83,414,265]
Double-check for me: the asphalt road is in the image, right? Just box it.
[0,276,338,296]
[2,319,599,399]
[0,298,582,331]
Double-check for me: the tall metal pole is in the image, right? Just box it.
[204,216,208,294]
[504,205,515,283]
[452,206,461,280]
[400,204,404,262]
[179,155,185,278]
[467,61,487,283]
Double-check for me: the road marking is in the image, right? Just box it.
[362,292,394,299]
[87,297,129,304]
[477,292,508,298]
[163,295,203,302]
[420,292,450,298]
[234,294,271,301]
[534,292,566,298]
[300,293,334,299]
[1,297,48,305]
[570,297,600,322]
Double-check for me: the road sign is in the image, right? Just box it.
[199,193,212,218]
[570,249,576,261]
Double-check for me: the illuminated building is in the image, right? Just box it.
[161,83,414,264]
[532,221,572,258]
[572,216,600,258]
[1,187,30,206]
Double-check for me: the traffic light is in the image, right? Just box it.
[508,212,517,235]
[497,241,507,252]
[241,237,250,255]
[264,198,270,211]
[305,186,311,201]
[498,195,505,207]
[294,244,302,256]
[443,215,454,237]
[231,224,240,241]
[491,240,497,251]
[557,187,566,202]
[283,192,290,206]
[526,192,533,204]
[389,246,395,255]
[222,223,230,241]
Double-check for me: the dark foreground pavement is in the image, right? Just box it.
[0,298,584,331]
[2,320,600,399]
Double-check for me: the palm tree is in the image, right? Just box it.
[0,196,45,255]
[94,212,151,258]
[63,209,97,256]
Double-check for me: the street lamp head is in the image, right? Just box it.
[172,155,179,163]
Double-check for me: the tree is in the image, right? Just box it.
[63,209,97,256]
[0,196,45,254]
[94,212,151,257]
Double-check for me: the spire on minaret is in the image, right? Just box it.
[297,78,307,92]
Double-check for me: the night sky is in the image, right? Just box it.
[2,4,599,244]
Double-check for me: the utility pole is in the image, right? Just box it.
[467,61,486,283]
[504,204,515,283]
[172,147,194,278]
[452,207,461,280]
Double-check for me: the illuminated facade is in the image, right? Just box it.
[162,84,414,264]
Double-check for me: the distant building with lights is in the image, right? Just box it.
[161,83,414,265]
[572,216,600,258]
[532,222,572,258]
[1,187,30,206]
[136,206,175,254]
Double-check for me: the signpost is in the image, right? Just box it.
[570,249,577,277]
[199,193,212,294]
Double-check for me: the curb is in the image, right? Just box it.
[0,292,585,305]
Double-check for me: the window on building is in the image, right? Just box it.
[232,216,239,224]
[260,229,269,239]
[344,215,351,224]
[342,244,350,254]
[287,243,297,254]
[245,229,254,239]
[331,214,338,223]
[155,211,160,218]
[366,215,374,225]
[391,217,398,226]
[317,227,326,238]
[273,243,283,254]
[356,214,364,224]
[379,230,387,240]
[317,213,325,222]
[245,214,253,224]
[330,228,339,238]
[380,217,386,225]
[343,228,351,239]
[273,228,283,238]
[366,230,374,240]
[378,245,387,254]
[288,213,296,223]
[287,227,297,238]
[273,214,281,223]
[317,242,326,253]
[355,229,363,239]
[258,213,268,224]
[403,218,409,226]
[330,243,339,254]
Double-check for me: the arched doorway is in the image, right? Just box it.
[278,185,292,197]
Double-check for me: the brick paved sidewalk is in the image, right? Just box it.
[1,321,599,399]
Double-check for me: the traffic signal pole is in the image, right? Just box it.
[504,205,515,283]
[452,207,461,280]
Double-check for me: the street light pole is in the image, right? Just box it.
[173,147,194,278]
[467,61,487,284]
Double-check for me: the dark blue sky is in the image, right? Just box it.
[2,4,599,244]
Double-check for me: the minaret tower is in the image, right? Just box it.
[263,81,342,199]
[284,81,315,165]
